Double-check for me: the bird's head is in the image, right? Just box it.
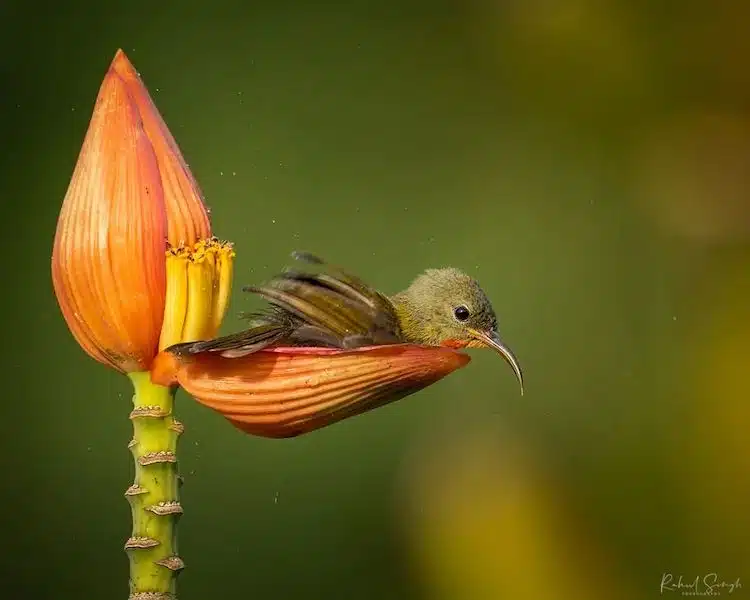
[394,268,523,394]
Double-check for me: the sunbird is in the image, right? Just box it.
[170,252,523,393]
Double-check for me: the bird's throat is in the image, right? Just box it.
[440,339,470,349]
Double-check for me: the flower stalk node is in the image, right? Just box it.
[168,420,185,435]
[130,406,169,419]
[137,451,177,466]
[125,485,148,497]
[129,593,175,600]
[155,556,186,572]
[145,501,184,516]
[125,537,161,550]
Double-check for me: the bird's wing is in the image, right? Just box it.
[245,252,403,346]
[166,253,402,358]
[167,307,297,358]
[168,324,287,358]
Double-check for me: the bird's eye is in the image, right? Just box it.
[453,305,470,322]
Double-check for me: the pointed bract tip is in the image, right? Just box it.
[111,49,130,69]
[108,50,143,91]
[107,47,211,248]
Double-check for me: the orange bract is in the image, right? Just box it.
[152,345,471,438]
[52,64,167,372]
[51,50,229,373]
[110,50,211,247]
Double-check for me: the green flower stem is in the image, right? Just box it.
[125,371,184,600]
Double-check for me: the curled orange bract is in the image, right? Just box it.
[152,345,471,437]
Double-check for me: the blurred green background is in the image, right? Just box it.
[2,1,749,599]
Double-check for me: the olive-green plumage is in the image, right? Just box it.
[170,252,523,391]
[391,267,498,346]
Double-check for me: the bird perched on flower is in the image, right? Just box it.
[168,251,523,393]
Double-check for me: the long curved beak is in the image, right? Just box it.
[468,328,524,396]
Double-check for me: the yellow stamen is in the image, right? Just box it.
[158,238,235,351]
[212,242,235,333]
[183,248,214,341]
[159,247,190,352]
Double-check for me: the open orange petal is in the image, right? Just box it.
[52,61,167,372]
[152,345,470,438]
